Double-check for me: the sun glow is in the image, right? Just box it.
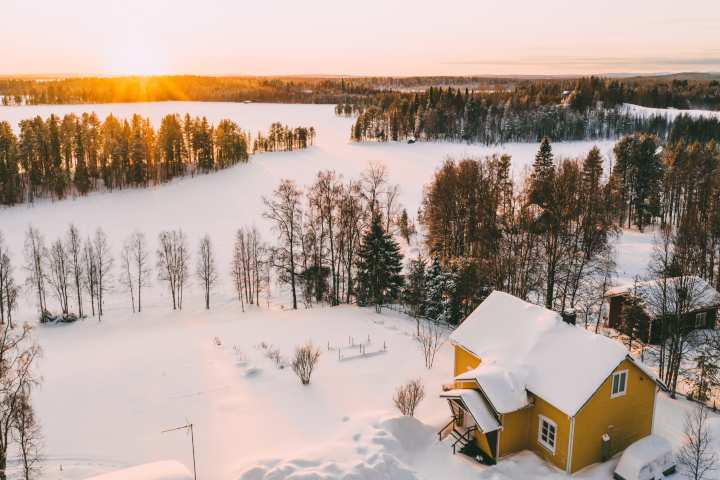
[103,39,171,76]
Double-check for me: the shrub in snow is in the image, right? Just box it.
[678,404,717,480]
[417,319,446,369]
[265,346,286,369]
[393,379,425,416]
[39,310,54,324]
[291,342,321,385]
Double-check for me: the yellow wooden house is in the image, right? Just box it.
[439,291,663,474]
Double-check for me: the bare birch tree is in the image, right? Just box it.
[65,225,84,318]
[12,390,42,480]
[92,228,113,321]
[23,227,47,317]
[678,404,717,480]
[46,239,71,316]
[196,234,218,309]
[0,322,42,480]
[119,242,136,312]
[417,319,446,369]
[82,239,97,317]
[263,180,303,310]
[157,229,190,310]
[0,235,19,329]
[128,231,151,313]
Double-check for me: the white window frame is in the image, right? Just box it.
[538,415,557,454]
[695,311,708,329]
[611,370,628,398]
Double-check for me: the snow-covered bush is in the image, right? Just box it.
[393,379,425,416]
[39,311,79,324]
[291,342,321,385]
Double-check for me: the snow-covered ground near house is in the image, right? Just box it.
[85,461,193,480]
[0,102,716,479]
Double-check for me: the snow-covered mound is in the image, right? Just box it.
[237,416,430,480]
[85,461,192,480]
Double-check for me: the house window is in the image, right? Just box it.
[611,370,628,398]
[695,312,707,328]
[538,415,557,453]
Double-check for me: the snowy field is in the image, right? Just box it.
[0,102,704,479]
[624,103,720,121]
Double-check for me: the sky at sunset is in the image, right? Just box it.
[2,0,719,77]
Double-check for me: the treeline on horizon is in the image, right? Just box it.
[0,76,377,105]
[0,112,315,206]
[1,75,719,110]
[343,80,720,144]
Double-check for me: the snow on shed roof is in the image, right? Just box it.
[84,461,193,480]
[450,291,641,417]
[606,276,720,317]
[455,364,529,414]
[440,389,501,432]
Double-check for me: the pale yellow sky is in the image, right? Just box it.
[2,0,719,76]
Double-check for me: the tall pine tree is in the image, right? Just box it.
[355,214,403,312]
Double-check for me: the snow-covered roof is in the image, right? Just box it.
[455,364,528,414]
[440,389,501,432]
[614,435,674,480]
[606,276,720,317]
[85,461,193,480]
[450,291,650,416]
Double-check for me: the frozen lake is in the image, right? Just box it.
[0,101,616,274]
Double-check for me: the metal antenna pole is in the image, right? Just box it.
[162,423,198,480]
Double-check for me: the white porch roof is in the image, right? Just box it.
[440,389,501,433]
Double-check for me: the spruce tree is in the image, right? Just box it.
[529,137,555,208]
[355,214,403,312]
[402,254,427,322]
[424,258,444,321]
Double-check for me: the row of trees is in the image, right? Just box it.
[3,75,717,110]
[0,224,271,325]
[347,87,720,145]
[253,123,316,152]
[0,113,251,206]
[262,165,405,311]
[0,76,377,105]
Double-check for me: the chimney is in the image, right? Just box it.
[560,309,577,326]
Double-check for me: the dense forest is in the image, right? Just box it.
[1,75,719,109]
[0,112,314,205]
[344,82,720,144]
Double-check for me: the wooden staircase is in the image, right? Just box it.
[438,421,496,465]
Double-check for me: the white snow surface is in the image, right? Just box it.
[623,103,720,121]
[84,461,193,480]
[450,291,637,416]
[0,102,715,479]
[440,389,501,432]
